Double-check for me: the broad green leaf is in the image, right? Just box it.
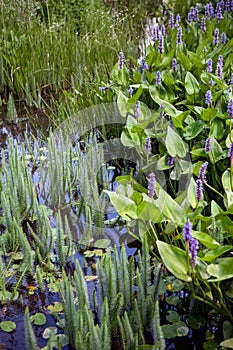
[202,245,232,263]
[43,327,57,339]
[31,313,46,326]
[162,321,188,339]
[94,239,111,249]
[166,310,180,323]
[117,91,130,117]
[209,118,224,140]
[149,91,179,117]
[201,108,217,122]
[220,338,233,348]
[156,188,184,224]
[177,49,193,71]
[187,177,198,208]
[104,190,137,221]
[185,72,200,95]
[0,321,16,332]
[157,241,192,282]
[183,120,203,140]
[137,195,162,222]
[211,200,223,216]
[192,231,220,249]
[209,138,223,164]
[165,126,186,158]
[207,258,233,281]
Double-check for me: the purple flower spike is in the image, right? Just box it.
[158,35,164,54]
[177,26,182,45]
[205,90,212,105]
[207,59,212,73]
[196,179,203,201]
[216,55,223,78]
[153,25,159,41]
[145,136,151,155]
[156,71,161,86]
[214,28,219,46]
[128,86,133,97]
[225,0,231,11]
[183,219,192,244]
[168,13,174,29]
[175,14,181,27]
[172,58,177,73]
[209,78,214,87]
[231,74,233,84]
[167,155,174,166]
[221,32,227,45]
[228,144,233,161]
[205,137,212,153]
[216,3,223,22]
[190,238,199,270]
[201,17,206,32]
[198,161,208,183]
[161,25,166,36]
[141,58,149,72]
[148,173,156,198]
[203,46,207,54]
[119,51,124,69]
[135,101,140,118]
[228,99,233,121]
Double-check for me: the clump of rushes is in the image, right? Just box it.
[176,26,182,45]
[196,179,203,202]
[205,90,212,106]
[119,51,124,70]
[145,136,151,155]
[205,137,212,153]
[148,173,156,198]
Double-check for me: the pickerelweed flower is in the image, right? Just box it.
[128,86,133,97]
[99,86,109,91]
[213,28,219,46]
[172,58,177,73]
[207,58,212,73]
[161,25,166,36]
[158,35,164,54]
[221,32,227,45]
[209,78,214,87]
[205,90,212,105]
[225,0,231,11]
[135,101,140,118]
[119,51,124,69]
[198,161,208,183]
[183,219,192,244]
[216,55,223,77]
[203,46,207,54]
[175,14,181,27]
[148,173,156,198]
[190,238,199,270]
[167,155,174,166]
[153,25,159,41]
[201,17,206,32]
[228,99,233,121]
[141,58,149,73]
[205,3,214,18]
[216,3,223,22]
[145,136,151,155]
[156,71,161,86]
[205,137,212,153]
[228,144,233,166]
[196,179,203,201]
[168,13,174,28]
[176,26,182,45]
[187,11,192,23]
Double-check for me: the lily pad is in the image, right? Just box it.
[47,302,63,313]
[43,326,57,339]
[30,312,46,326]
[0,321,16,332]
[94,239,111,249]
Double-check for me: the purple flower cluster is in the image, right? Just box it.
[201,17,206,32]
[213,28,219,46]
[204,137,212,153]
[183,220,199,270]
[231,74,233,84]
[167,155,174,166]
[198,161,208,183]
[128,86,133,97]
[168,13,174,29]
[172,58,177,73]
[141,58,149,73]
[148,173,156,198]
[159,104,165,119]
[209,78,214,87]
[228,99,233,120]
[205,90,212,105]
[188,6,199,22]
[205,3,215,18]
[158,35,164,54]
[99,86,109,92]
[145,136,151,155]
[207,59,212,73]
[161,25,166,36]
[175,14,181,27]
[190,238,199,270]
[225,0,231,11]
[153,25,160,41]
[119,51,124,70]
[135,101,140,118]
[216,55,223,78]
[156,71,161,86]
[196,179,203,201]
[221,32,227,45]
[216,2,223,22]
[177,26,182,45]
[228,143,233,160]
[183,219,192,244]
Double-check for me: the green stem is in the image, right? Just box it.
[204,182,224,198]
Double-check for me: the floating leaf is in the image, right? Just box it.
[0,321,16,332]
[166,310,180,323]
[94,239,111,249]
[30,313,46,326]
[47,302,63,313]
[43,326,57,339]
